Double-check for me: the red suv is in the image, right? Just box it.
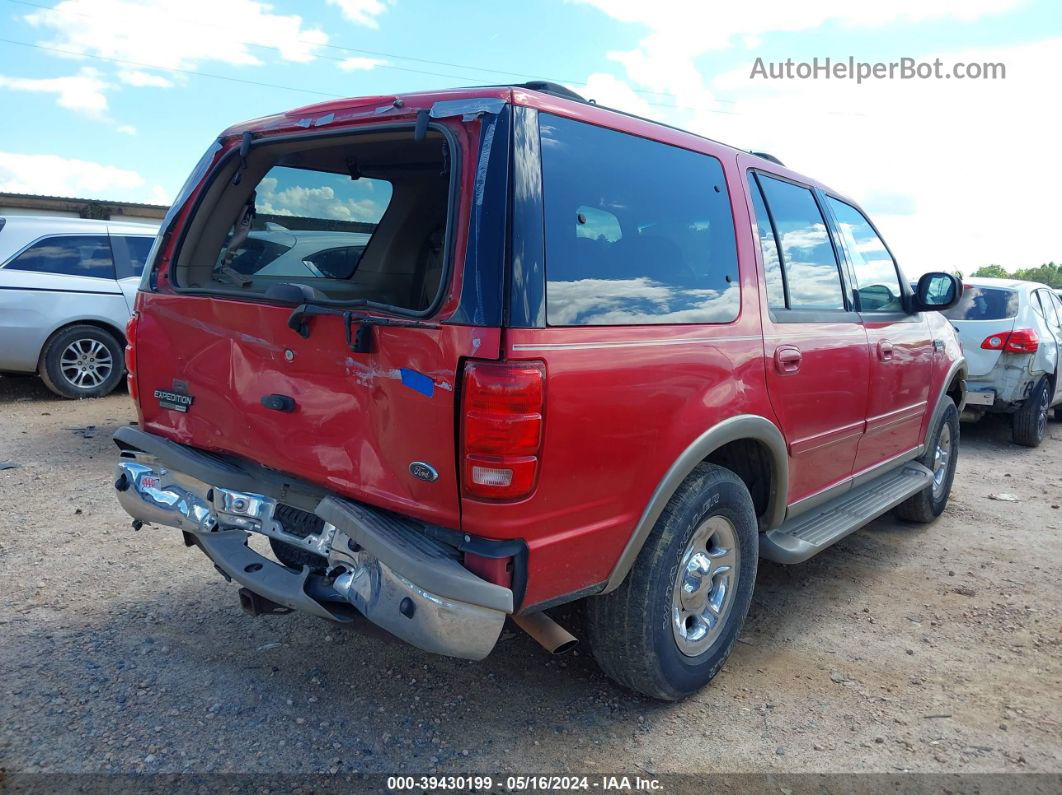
[113,82,966,700]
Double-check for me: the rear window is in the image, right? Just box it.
[539,114,739,326]
[942,286,1019,320]
[173,129,451,313]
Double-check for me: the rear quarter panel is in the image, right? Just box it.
[462,145,775,607]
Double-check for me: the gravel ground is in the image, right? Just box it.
[1,374,1061,782]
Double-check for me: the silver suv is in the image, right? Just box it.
[0,215,158,398]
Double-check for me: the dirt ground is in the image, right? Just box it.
[1,374,1060,781]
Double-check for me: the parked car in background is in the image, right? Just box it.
[943,277,1062,445]
[111,81,966,700]
[0,216,158,398]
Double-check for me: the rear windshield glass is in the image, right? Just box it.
[942,286,1018,320]
[539,114,739,326]
[173,130,451,312]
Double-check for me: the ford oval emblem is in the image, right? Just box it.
[409,462,439,482]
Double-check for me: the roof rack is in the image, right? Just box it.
[517,81,589,103]
[749,151,785,166]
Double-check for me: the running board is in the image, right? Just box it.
[761,462,933,564]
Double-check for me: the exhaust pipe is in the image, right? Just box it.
[512,611,578,655]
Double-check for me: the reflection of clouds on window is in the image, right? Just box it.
[827,198,901,312]
[255,169,390,223]
[779,223,829,257]
[547,277,739,325]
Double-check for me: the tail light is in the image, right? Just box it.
[461,360,545,500]
[981,329,1038,354]
[124,311,139,401]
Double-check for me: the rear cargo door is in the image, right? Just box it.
[134,120,502,530]
[135,298,497,528]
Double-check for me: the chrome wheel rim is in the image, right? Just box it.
[931,422,952,498]
[1036,386,1049,440]
[60,338,113,389]
[671,515,739,657]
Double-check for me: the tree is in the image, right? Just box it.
[970,263,1062,287]
[971,264,1009,279]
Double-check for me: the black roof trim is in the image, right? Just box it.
[750,151,785,166]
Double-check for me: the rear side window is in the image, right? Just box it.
[120,236,155,277]
[825,197,903,312]
[3,235,115,279]
[756,175,846,311]
[941,286,1018,320]
[540,114,739,326]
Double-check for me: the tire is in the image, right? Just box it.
[38,324,125,399]
[585,463,758,701]
[1012,377,1050,448]
[895,397,959,523]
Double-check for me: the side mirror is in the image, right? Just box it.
[913,272,962,312]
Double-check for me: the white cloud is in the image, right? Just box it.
[0,151,144,199]
[0,67,109,118]
[576,0,1023,114]
[116,124,137,135]
[703,37,1062,273]
[256,177,385,222]
[338,56,387,71]
[148,184,172,205]
[574,1,1059,272]
[24,0,329,70]
[117,69,174,88]
[327,0,391,28]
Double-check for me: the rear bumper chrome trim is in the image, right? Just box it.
[113,430,510,661]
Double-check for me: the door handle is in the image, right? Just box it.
[878,340,894,361]
[774,345,802,374]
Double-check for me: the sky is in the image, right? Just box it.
[0,0,1059,276]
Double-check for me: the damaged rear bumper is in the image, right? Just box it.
[111,427,512,661]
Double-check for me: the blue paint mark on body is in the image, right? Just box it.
[399,368,434,398]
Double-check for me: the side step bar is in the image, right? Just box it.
[761,462,934,564]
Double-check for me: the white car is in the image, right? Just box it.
[943,276,1062,446]
[0,215,158,398]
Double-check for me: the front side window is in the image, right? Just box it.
[825,197,903,312]
[540,114,740,326]
[4,235,115,279]
[756,175,846,311]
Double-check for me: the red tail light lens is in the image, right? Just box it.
[981,329,1038,354]
[124,311,138,400]
[461,360,545,500]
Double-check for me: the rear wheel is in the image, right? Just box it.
[39,325,124,399]
[1012,377,1050,447]
[895,397,959,523]
[585,464,758,701]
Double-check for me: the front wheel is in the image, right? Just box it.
[585,464,758,701]
[1012,377,1050,447]
[895,396,959,523]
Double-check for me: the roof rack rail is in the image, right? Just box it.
[750,151,785,166]
[517,81,589,103]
